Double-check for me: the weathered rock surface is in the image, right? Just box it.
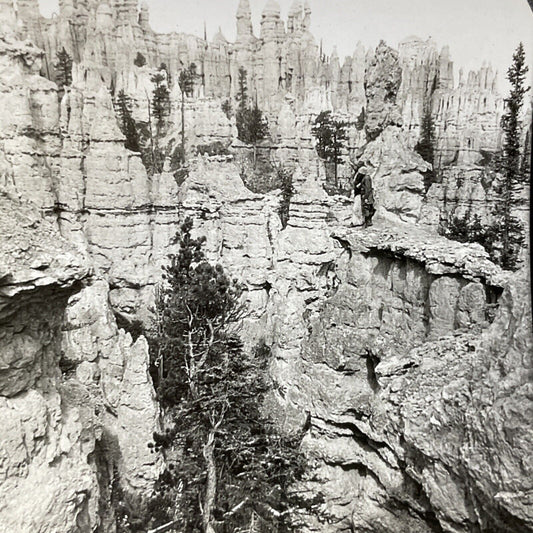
[0,192,159,531]
[272,224,529,533]
[0,3,530,533]
[364,41,403,141]
[359,126,430,223]
[169,157,531,532]
[0,193,89,396]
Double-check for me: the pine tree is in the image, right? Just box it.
[115,90,140,152]
[151,71,171,131]
[178,63,198,162]
[221,99,232,119]
[521,123,531,181]
[235,67,250,143]
[495,42,529,269]
[147,69,171,173]
[54,47,73,90]
[311,111,350,188]
[236,67,248,113]
[235,67,269,150]
[445,44,529,270]
[147,219,309,533]
[415,104,436,190]
[501,42,530,185]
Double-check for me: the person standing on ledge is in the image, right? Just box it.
[353,166,375,227]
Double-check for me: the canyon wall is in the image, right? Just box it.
[159,155,531,533]
[0,2,531,532]
[0,32,160,532]
[0,193,160,532]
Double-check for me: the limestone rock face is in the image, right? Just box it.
[373,275,533,533]
[0,194,97,531]
[364,41,403,140]
[167,95,234,154]
[360,126,429,223]
[8,0,505,168]
[166,161,530,532]
[0,197,159,530]
[420,166,495,228]
[0,193,89,396]
[271,225,529,533]
[61,280,161,495]
[0,35,59,208]
[1,4,530,533]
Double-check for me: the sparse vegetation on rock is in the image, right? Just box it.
[134,52,147,67]
[235,67,269,150]
[444,43,529,270]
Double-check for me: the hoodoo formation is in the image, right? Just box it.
[0,0,531,532]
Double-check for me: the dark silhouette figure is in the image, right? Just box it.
[353,167,375,227]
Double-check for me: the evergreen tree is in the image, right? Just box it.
[237,105,268,146]
[221,99,232,119]
[235,67,268,149]
[446,45,529,271]
[151,71,171,131]
[311,111,350,187]
[114,89,140,152]
[178,63,198,162]
[54,47,73,90]
[521,122,531,181]
[146,69,171,173]
[495,42,529,269]
[236,66,248,113]
[147,219,309,533]
[235,67,251,143]
[415,104,437,190]
[501,42,530,185]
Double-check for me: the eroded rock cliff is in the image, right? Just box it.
[0,2,531,532]
[0,192,160,532]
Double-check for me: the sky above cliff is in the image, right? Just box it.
[38,0,532,91]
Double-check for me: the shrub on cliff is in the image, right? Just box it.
[444,213,524,270]
[273,163,295,230]
[147,218,309,533]
[134,52,147,67]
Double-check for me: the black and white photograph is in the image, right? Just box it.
[0,0,531,531]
